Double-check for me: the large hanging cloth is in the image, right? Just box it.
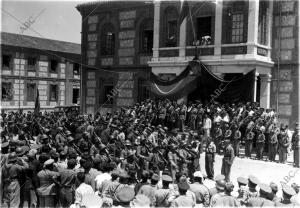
[150,60,255,103]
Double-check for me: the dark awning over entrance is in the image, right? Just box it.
[150,60,255,103]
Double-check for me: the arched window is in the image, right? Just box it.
[140,18,153,53]
[164,7,178,47]
[101,23,115,56]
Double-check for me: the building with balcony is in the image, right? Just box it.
[1,32,81,112]
[77,0,299,126]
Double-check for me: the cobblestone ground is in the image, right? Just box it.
[199,150,300,197]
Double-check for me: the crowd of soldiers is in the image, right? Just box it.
[1,99,300,208]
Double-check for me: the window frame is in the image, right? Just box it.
[2,54,13,70]
[140,18,154,54]
[73,63,80,76]
[163,6,179,47]
[26,83,36,102]
[101,24,116,56]
[27,56,37,72]
[49,59,59,73]
[1,82,13,101]
[49,84,58,102]
[258,0,269,45]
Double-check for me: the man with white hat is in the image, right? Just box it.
[189,171,210,207]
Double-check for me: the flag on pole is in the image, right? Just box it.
[34,88,40,115]
[178,0,190,25]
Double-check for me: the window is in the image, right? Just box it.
[222,1,248,44]
[2,82,13,101]
[73,63,80,76]
[27,83,36,101]
[231,13,244,43]
[104,85,114,105]
[27,57,37,71]
[164,7,178,47]
[101,24,115,56]
[49,84,58,101]
[72,88,79,104]
[140,19,153,53]
[50,60,58,73]
[2,55,12,69]
[197,16,212,45]
[258,0,268,45]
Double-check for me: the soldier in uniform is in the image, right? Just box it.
[168,144,179,182]
[221,139,235,182]
[243,175,260,205]
[278,125,290,164]
[232,125,241,157]
[275,184,296,206]
[154,174,173,207]
[256,126,266,160]
[214,124,223,154]
[205,139,216,179]
[292,123,300,167]
[269,126,279,162]
[246,183,275,207]
[245,129,255,158]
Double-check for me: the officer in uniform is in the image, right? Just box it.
[256,126,266,160]
[246,183,275,207]
[170,181,196,207]
[168,144,179,182]
[232,125,241,157]
[214,124,223,154]
[221,139,235,182]
[154,174,173,207]
[205,139,216,179]
[278,125,290,164]
[292,123,300,167]
[245,129,255,158]
[243,175,260,205]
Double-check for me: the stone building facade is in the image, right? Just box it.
[77,0,299,126]
[1,32,81,112]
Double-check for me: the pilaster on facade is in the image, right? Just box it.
[260,73,272,108]
[247,0,260,55]
[214,0,223,57]
[152,1,161,60]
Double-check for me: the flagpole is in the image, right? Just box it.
[188,2,198,59]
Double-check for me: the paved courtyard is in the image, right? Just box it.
[199,152,300,196]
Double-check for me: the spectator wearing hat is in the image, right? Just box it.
[36,159,60,208]
[189,171,210,207]
[275,184,296,206]
[212,181,239,207]
[138,173,159,206]
[270,182,281,203]
[170,181,195,207]
[208,174,225,198]
[209,177,226,206]
[291,183,300,206]
[115,186,135,207]
[2,152,29,208]
[221,138,235,182]
[58,158,77,207]
[234,177,248,204]
[243,175,260,205]
[246,183,274,207]
[154,174,173,207]
[292,123,300,167]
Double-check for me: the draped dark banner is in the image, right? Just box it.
[151,61,255,103]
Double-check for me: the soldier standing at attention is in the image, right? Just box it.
[245,129,255,158]
[278,125,290,164]
[221,139,235,182]
[269,126,279,162]
[232,125,241,157]
[256,126,265,160]
[205,139,216,180]
[292,123,300,167]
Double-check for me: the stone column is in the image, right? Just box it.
[247,0,259,54]
[253,72,259,102]
[266,0,273,57]
[214,0,223,56]
[153,1,160,60]
[179,18,187,58]
[260,74,271,108]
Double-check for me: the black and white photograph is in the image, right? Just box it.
[1,0,300,207]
